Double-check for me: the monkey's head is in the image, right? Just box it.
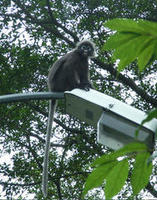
[76,40,95,58]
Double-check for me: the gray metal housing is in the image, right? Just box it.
[65,89,156,150]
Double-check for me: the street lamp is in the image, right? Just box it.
[65,89,156,150]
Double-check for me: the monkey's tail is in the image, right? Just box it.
[42,100,57,197]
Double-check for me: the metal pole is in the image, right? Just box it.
[0,92,64,104]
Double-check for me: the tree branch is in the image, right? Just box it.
[46,0,78,43]
[13,0,75,46]
[55,180,63,200]
[146,182,157,198]
[30,132,66,148]
[14,138,43,170]
[0,181,40,187]
[26,102,83,134]
[93,58,157,107]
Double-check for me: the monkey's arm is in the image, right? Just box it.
[79,65,93,91]
[79,81,93,91]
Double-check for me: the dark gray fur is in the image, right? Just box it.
[42,40,95,197]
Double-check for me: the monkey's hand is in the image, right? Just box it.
[79,82,91,91]
[83,86,90,91]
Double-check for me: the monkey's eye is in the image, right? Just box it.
[80,45,93,53]
[80,45,87,50]
[87,46,92,51]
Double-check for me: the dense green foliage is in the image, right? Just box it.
[103,19,157,71]
[0,0,157,199]
[83,142,153,199]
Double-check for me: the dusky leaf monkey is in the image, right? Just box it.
[42,40,96,197]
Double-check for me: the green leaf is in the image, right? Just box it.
[103,32,138,50]
[142,109,157,125]
[104,18,157,71]
[104,18,157,35]
[92,142,147,167]
[114,36,152,71]
[138,20,157,35]
[138,42,155,71]
[131,152,153,195]
[104,18,145,34]
[135,109,157,146]
[105,159,129,199]
[82,161,117,197]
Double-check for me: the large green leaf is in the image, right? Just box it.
[138,42,155,71]
[104,18,145,34]
[115,36,152,71]
[92,142,147,167]
[105,159,129,199]
[82,161,118,197]
[138,20,157,35]
[104,18,157,71]
[104,32,138,50]
[142,109,157,125]
[131,152,153,195]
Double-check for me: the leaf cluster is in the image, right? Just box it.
[103,19,157,71]
[83,142,153,199]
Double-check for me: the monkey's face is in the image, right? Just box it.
[78,43,94,57]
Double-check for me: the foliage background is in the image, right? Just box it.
[0,0,157,199]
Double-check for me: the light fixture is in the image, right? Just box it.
[65,89,156,150]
